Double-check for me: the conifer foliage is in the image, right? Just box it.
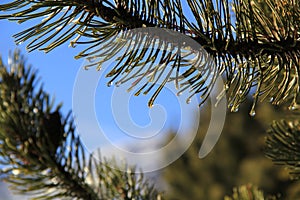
[0,50,162,199]
[0,0,299,111]
[0,0,300,199]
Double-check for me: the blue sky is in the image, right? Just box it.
[0,18,82,115]
[0,18,185,142]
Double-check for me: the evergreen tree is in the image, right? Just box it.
[162,102,300,199]
[224,184,276,200]
[0,50,163,199]
[0,0,299,199]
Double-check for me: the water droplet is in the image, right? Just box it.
[289,105,296,110]
[177,92,182,96]
[289,102,298,111]
[51,177,59,185]
[107,81,113,87]
[33,108,38,114]
[225,84,229,90]
[269,97,274,102]
[12,169,20,175]
[41,169,51,175]
[96,65,102,71]
[69,41,76,48]
[239,90,243,94]
[186,98,192,104]
[148,103,153,108]
[232,107,239,112]
[249,110,256,117]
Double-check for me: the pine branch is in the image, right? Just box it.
[265,119,300,180]
[224,184,277,200]
[0,50,163,200]
[0,0,299,113]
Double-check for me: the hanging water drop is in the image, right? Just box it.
[12,169,20,175]
[289,105,296,111]
[96,64,102,71]
[269,97,274,102]
[239,90,243,94]
[33,108,39,114]
[177,91,182,96]
[285,132,290,137]
[288,101,298,111]
[249,109,256,117]
[148,101,153,108]
[232,106,239,112]
[107,81,113,87]
[69,41,76,48]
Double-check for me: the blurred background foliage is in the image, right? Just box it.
[160,101,300,200]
